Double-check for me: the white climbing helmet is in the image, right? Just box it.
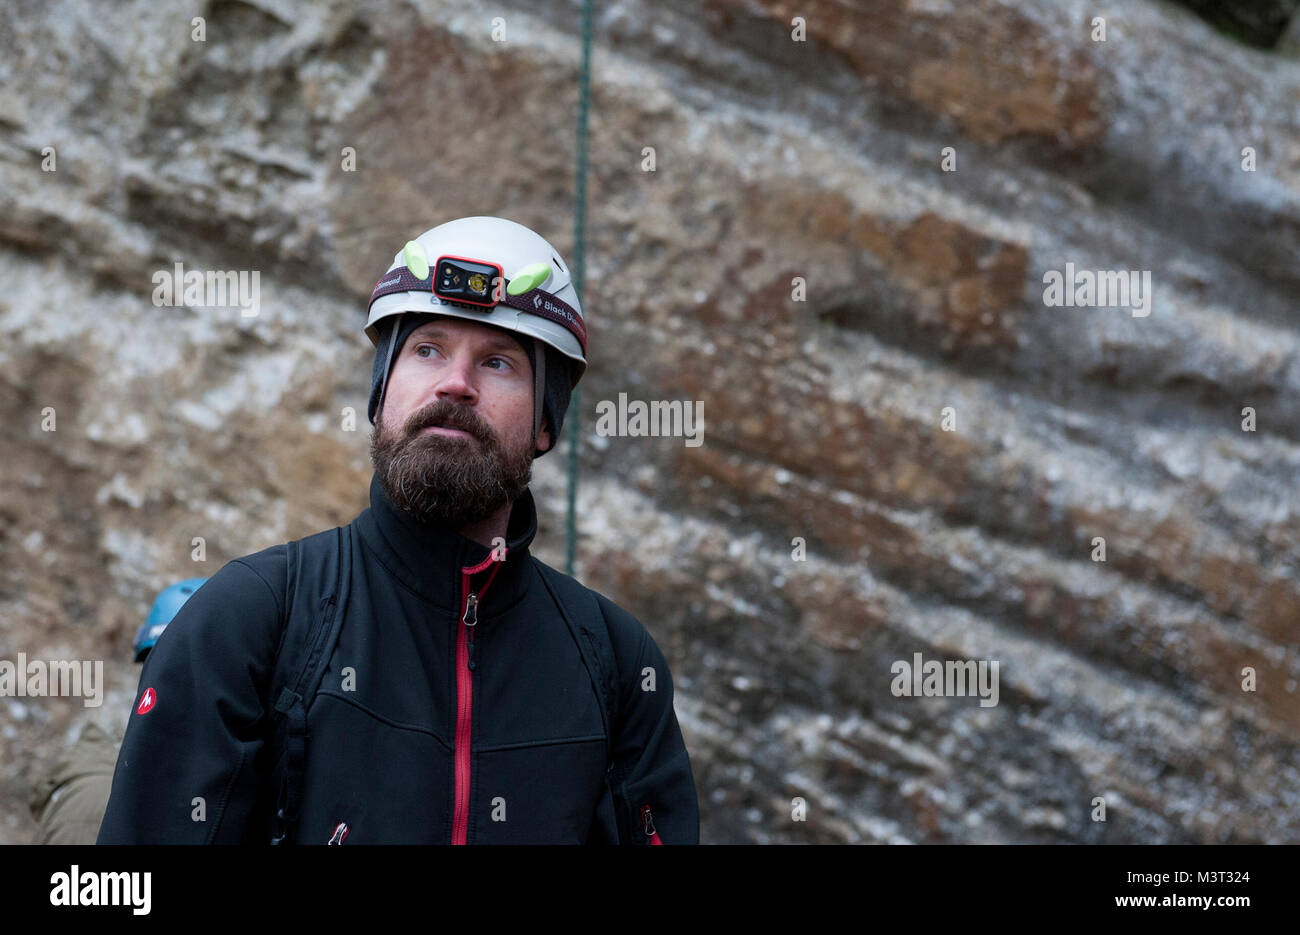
[364,217,588,445]
[364,216,587,383]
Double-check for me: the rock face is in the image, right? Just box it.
[1,0,1298,844]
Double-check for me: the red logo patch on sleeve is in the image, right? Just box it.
[136,687,156,715]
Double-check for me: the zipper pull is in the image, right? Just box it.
[464,592,478,671]
[639,804,663,844]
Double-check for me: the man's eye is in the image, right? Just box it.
[415,345,437,358]
[485,356,512,371]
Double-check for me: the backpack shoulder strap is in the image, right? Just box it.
[268,525,351,844]
[533,560,620,746]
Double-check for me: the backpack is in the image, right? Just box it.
[263,523,620,844]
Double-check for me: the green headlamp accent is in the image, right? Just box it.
[403,240,430,280]
[506,261,551,295]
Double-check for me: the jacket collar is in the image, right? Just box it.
[354,472,537,615]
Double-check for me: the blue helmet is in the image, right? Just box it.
[134,578,208,662]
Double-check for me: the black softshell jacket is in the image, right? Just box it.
[97,475,698,844]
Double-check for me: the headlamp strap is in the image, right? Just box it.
[498,289,587,354]
[367,268,587,354]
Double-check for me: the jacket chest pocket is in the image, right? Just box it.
[299,691,454,844]
[468,735,609,844]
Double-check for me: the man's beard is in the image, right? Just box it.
[370,398,534,529]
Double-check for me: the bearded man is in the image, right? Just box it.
[98,217,699,845]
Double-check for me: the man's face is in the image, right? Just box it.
[370,317,550,527]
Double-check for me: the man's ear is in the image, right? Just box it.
[536,416,552,454]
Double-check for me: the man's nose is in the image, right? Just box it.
[432,349,478,403]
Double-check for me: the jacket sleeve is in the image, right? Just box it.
[596,593,700,844]
[96,555,285,844]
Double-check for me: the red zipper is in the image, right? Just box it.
[451,551,505,845]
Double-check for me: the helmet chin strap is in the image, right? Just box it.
[375,313,404,423]
[533,336,546,454]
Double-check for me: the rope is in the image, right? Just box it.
[566,0,594,577]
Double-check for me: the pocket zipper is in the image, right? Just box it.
[640,804,663,845]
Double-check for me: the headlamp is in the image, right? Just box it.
[433,255,503,308]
